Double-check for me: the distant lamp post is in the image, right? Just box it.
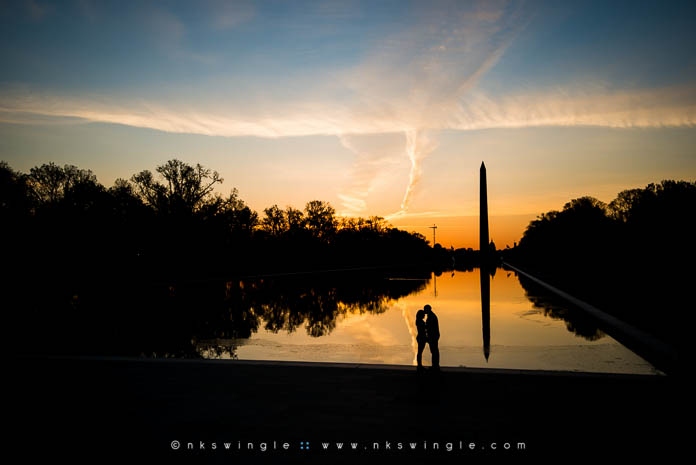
[429,224,438,248]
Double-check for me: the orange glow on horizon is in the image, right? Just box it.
[387,214,536,250]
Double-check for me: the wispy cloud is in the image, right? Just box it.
[450,85,696,130]
[3,83,694,137]
[337,132,406,215]
[24,0,52,21]
[209,0,255,30]
[3,82,695,223]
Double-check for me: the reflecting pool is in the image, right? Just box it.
[197,269,660,374]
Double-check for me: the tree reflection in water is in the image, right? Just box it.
[516,273,605,341]
[15,271,428,359]
[196,273,429,358]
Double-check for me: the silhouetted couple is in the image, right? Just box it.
[416,304,440,372]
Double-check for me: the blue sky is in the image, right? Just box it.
[3,1,694,94]
[1,0,695,247]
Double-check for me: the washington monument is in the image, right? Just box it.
[480,162,489,256]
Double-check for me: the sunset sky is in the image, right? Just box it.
[1,0,695,248]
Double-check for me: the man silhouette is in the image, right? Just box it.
[424,304,440,370]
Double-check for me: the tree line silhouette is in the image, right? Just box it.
[503,180,695,361]
[1,159,441,286]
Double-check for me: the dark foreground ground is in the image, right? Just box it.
[10,357,682,463]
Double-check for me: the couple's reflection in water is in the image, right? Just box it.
[415,267,490,373]
[415,304,440,372]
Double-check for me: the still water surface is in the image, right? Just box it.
[198,269,659,375]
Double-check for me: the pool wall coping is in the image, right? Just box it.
[502,261,678,374]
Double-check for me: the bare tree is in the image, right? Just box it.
[27,162,98,204]
[285,206,305,231]
[304,200,337,240]
[131,159,222,214]
[262,204,288,236]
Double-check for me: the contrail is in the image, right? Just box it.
[338,3,519,217]
[400,128,438,211]
[337,132,406,215]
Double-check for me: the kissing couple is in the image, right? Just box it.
[415,304,440,371]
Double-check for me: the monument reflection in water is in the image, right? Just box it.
[480,161,491,363]
[200,270,660,375]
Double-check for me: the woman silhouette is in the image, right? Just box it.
[415,309,427,371]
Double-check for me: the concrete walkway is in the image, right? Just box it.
[11,356,680,463]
